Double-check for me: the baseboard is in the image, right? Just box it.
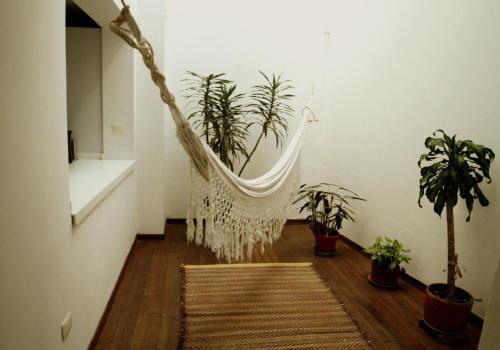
[136,218,170,240]
[87,239,137,349]
[136,233,165,240]
[166,218,187,225]
[286,219,308,225]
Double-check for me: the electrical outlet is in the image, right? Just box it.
[61,312,72,341]
[112,123,125,134]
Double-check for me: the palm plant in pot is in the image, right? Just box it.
[418,129,495,334]
[364,236,411,288]
[294,183,366,256]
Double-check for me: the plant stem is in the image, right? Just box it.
[238,89,276,176]
[446,200,456,300]
[238,132,264,176]
[202,80,211,144]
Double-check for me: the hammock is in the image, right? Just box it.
[110,3,314,261]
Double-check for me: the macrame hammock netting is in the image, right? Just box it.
[110,4,314,261]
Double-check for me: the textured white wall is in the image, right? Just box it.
[0,1,72,349]
[66,27,103,154]
[164,0,500,317]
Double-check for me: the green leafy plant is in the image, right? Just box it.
[183,72,248,171]
[418,129,495,300]
[294,183,366,236]
[238,72,294,176]
[183,71,294,174]
[364,236,411,270]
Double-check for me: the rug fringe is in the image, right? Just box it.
[181,262,312,269]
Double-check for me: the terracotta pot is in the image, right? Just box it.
[423,283,474,334]
[369,262,400,288]
[314,233,338,256]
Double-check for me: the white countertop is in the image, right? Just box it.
[69,159,135,225]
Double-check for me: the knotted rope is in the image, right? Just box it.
[109,1,209,179]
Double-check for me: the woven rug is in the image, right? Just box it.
[179,262,371,349]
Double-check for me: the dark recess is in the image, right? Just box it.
[66,0,100,28]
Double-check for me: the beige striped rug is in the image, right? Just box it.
[179,262,371,349]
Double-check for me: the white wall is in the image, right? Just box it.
[164,0,500,317]
[102,26,136,159]
[0,1,72,349]
[66,27,103,154]
[68,172,137,349]
[1,1,142,349]
[135,0,167,234]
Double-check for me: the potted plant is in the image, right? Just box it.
[418,129,495,334]
[364,236,411,288]
[294,183,366,256]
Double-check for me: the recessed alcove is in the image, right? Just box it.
[65,0,135,225]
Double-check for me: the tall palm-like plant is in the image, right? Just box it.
[418,129,495,300]
[238,72,294,176]
[183,72,230,143]
[184,72,248,171]
[210,84,248,170]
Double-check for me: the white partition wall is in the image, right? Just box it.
[134,0,167,234]
[0,1,72,349]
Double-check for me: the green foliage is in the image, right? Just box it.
[364,236,411,270]
[293,183,366,236]
[183,72,248,171]
[183,71,294,174]
[418,129,495,221]
[239,72,294,176]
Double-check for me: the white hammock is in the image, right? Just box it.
[188,115,308,261]
[110,4,313,261]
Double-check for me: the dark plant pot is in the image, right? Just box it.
[423,283,474,334]
[368,262,400,288]
[314,233,338,256]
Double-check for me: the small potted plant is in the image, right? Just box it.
[294,183,366,256]
[364,236,411,288]
[418,129,495,334]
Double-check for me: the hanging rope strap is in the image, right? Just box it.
[109,2,209,179]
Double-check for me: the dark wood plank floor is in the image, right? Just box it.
[92,224,480,350]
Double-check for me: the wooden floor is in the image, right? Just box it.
[92,224,480,350]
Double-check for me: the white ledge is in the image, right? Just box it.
[69,159,135,225]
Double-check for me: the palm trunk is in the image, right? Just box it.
[446,200,456,300]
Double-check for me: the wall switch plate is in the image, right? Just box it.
[61,312,72,341]
[112,123,125,134]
